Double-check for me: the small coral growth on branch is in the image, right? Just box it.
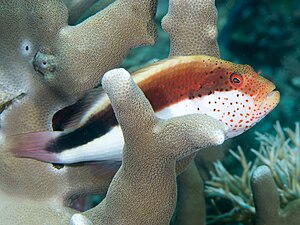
[205,122,300,224]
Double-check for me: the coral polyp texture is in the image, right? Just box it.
[162,0,219,57]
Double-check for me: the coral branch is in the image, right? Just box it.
[174,161,206,225]
[39,0,157,98]
[161,1,220,223]
[82,68,227,224]
[252,165,300,225]
[162,0,219,57]
[251,165,279,225]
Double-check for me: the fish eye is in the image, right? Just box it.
[230,72,243,87]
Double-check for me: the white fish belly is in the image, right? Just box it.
[58,126,124,163]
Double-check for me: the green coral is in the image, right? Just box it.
[206,122,300,224]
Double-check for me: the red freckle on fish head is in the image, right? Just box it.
[218,63,275,102]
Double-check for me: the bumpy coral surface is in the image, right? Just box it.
[162,0,219,57]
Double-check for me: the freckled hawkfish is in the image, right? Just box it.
[9,55,280,164]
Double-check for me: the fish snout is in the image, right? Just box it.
[265,90,280,108]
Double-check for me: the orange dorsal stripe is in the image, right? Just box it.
[133,55,223,111]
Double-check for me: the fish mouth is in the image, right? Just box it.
[261,89,280,112]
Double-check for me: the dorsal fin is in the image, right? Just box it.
[131,55,217,85]
[132,57,181,80]
[52,87,111,131]
[50,87,118,151]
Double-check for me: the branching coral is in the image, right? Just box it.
[0,0,225,224]
[162,0,219,57]
[205,122,300,224]
[0,0,157,135]
[161,1,220,224]
[206,148,255,224]
[173,161,207,225]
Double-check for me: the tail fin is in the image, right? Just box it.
[8,125,124,164]
[8,131,63,163]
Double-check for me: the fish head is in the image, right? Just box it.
[193,58,280,139]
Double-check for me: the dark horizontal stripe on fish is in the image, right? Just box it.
[46,113,118,153]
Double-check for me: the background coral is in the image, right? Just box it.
[200,2,300,223]
[205,122,300,224]
[252,165,300,225]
